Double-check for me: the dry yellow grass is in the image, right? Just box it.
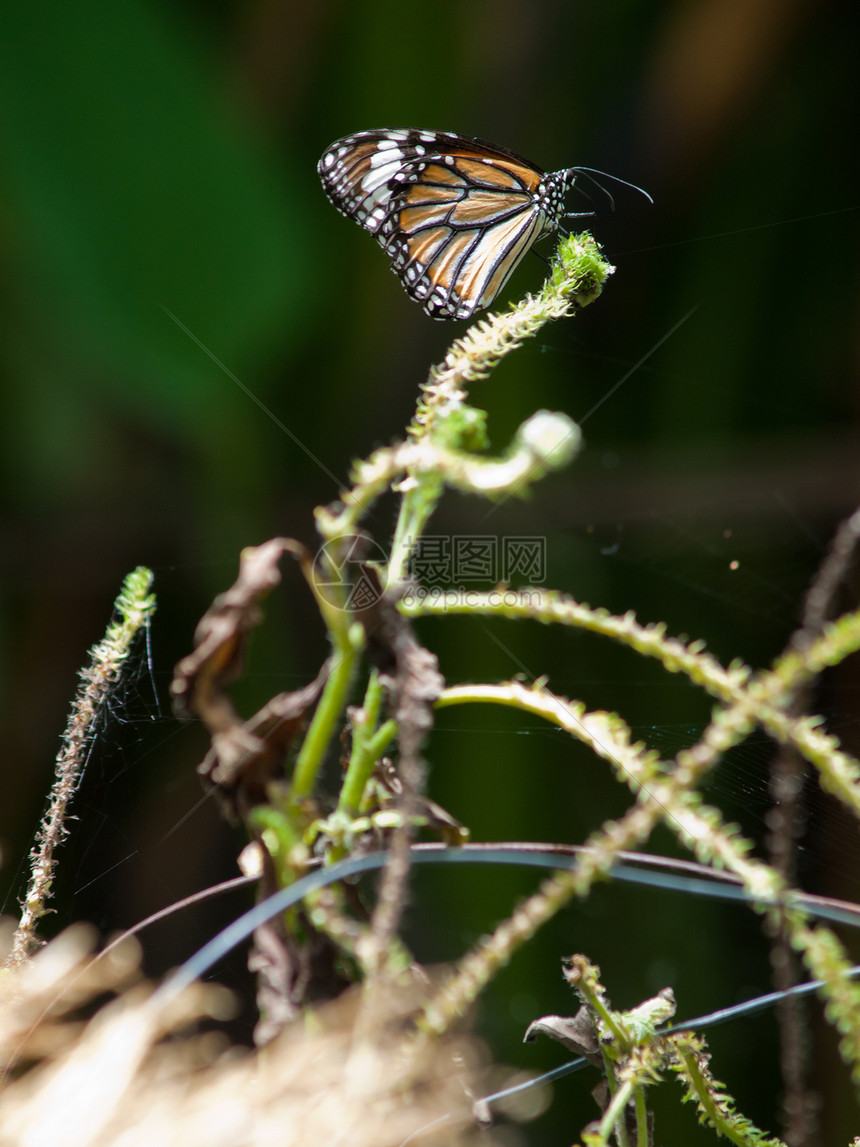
[0,923,534,1147]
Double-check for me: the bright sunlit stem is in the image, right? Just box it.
[593,1077,637,1147]
[387,478,444,588]
[291,617,364,808]
[634,1089,649,1146]
[338,670,398,814]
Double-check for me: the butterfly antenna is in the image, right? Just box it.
[568,166,654,212]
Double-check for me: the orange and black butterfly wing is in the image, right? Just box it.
[317,129,565,318]
[316,130,468,237]
[380,150,548,319]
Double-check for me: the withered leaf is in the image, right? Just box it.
[373,759,468,846]
[200,671,329,817]
[523,1006,601,1062]
[170,537,327,818]
[171,538,311,723]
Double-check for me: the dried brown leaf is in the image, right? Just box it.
[170,538,328,819]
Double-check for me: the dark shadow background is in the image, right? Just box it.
[1,2,859,1142]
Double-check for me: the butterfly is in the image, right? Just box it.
[317,128,649,320]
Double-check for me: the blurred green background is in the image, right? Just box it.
[1,1,859,1141]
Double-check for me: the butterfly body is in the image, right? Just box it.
[318,129,579,320]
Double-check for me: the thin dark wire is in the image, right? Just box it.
[150,844,860,1011]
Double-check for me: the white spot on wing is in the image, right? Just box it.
[361,159,404,199]
[369,147,405,167]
